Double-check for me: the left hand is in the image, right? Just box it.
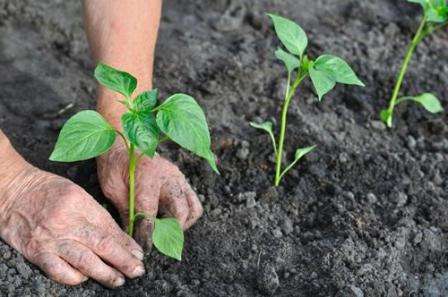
[97,139,203,250]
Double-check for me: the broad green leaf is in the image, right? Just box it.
[313,55,365,86]
[397,93,444,113]
[408,0,448,22]
[267,14,308,57]
[50,110,116,162]
[250,121,277,154]
[156,94,218,173]
[152,218,184,261]
[309,65,336,101]
[294,145,316,161]
[133,89,158,112]
[122,111,160,157]
[275,48,300,73]
[94,63,137,98]
[427,7,448,22]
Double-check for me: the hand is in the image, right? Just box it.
[0,159,145,287]
[97,140,203,250]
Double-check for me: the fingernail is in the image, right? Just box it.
[114,277,125,287]
[133,265,145,277]
[81,276,88,282]
[132,249,144,260]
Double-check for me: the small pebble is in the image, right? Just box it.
[246,196,256,208]
[272,228,283,238]
[396,192,408,207]
[257,264,280,295]
[282,218,294,235]
[367,193,377,204]
[371,121,386,130]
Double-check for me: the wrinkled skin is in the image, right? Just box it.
[0,162,145,288]
[97,140,203,250]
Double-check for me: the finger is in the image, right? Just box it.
[106,220,144,260]
[134,184,160,251]
[58,241,125,288]
[183,185,203,230]
[32,252,87,286]
[159,181,191,229]
[76,226,145,279]
[96,207,144,260]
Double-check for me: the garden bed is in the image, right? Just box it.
[0,0,447,296]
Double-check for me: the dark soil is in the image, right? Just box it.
[1,0,448,296]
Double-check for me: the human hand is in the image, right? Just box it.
[97,140,203,250]
[0,156,145,288]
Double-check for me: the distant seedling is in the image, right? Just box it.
[50,63,218,260]
[381,0,446,127]
[251,14,364,186]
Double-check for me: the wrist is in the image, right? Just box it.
[0,133,32,216]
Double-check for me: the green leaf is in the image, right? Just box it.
[50,110,116,162]
[275,48,300,73]
[309,55,364,101]
[152,218,184,261]
[94,63,137,98]
[156,94,218,173]
[267,14,308,57]
[279,145,316,180]
[133,89,158,112]
[397,93,444,113]
[309,65,336,101]
[250,121,277,155]
[408,0,448,22]
[294,145,316,161]
[313,55,365,86]
[122,111,160,157]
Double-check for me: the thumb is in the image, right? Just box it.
[133,186,160,251]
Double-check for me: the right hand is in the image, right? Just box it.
[0,155,145,287]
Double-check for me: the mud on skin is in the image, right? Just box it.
[0,0,447,296]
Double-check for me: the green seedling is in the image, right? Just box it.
[50,63,218,261]
[381,0,446,127]
[251,14,364,186]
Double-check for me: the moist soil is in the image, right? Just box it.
[0,0,448,296]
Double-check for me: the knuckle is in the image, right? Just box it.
[75,250,95,266]
[96,235,116,253]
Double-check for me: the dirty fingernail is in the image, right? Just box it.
[132,249,144,260]
[81,276,88,282]
[133,265,145,277]
[113,277,125,287]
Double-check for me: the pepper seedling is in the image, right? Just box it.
[251,14,364,186]
[380,0,446,127]
[50,63,218,261]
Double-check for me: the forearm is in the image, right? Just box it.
[83,0,162,130]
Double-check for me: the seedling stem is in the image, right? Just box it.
[385,16,427,128]
[274,72,306,186]
[127,143,137,236]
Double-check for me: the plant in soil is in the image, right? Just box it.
[50,63,218,260]
[251,14,365,186]
[380,0,447,128]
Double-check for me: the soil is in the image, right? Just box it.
[0,0,448,296]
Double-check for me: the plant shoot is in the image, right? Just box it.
[50,63,218,260]
[251,14,364,186]
[380,0,446,127]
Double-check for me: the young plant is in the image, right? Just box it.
[50,63,218,261]
[251,14,364,186]
[380,0,446,127]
